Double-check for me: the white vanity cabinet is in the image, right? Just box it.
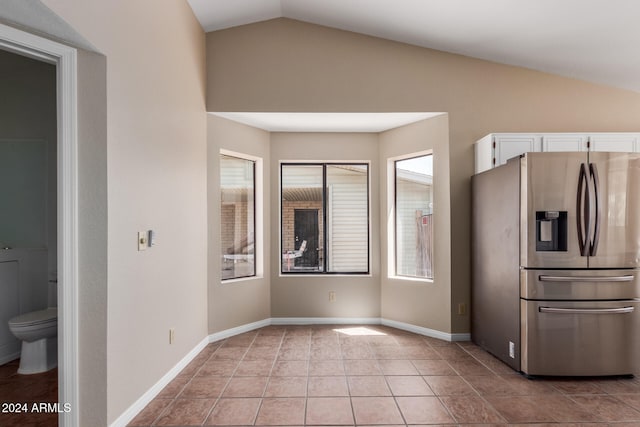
[475,133,640,173]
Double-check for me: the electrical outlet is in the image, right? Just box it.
[169,328,175,344]
[329,291,336,302]
[457,303,466,315]
[138,231,148,251]
[509,341,515,358]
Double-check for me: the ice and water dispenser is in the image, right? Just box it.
[536,211,567,251]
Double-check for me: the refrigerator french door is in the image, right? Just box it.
[472,151,640,376]
[521,152,640,270]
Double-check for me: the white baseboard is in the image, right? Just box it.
[271,317,470,341]
[109,336,209,427]
[0,350,20,366]
[381,318,471,342]
[271,317,380,326]
[112,316,469,426]
[208,318,271,343]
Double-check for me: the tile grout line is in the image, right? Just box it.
[196,341,227,427]
[451,341,516,425]
[385,332,408,427]
[303,327,314,427]
[200,333,254,426]
[248,328,267,427]
[147,341,222,427]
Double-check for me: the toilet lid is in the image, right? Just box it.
[9,308,57,327]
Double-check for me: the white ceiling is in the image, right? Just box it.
[188,0,640,94]
[212,112,443,132]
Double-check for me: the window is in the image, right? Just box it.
[281,163,369,274]
[220,154,256,280]
[395,154,433,279]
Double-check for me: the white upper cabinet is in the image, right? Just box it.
[475,133,542,172]
[475,133,640,173]
[542,134,588,152]
[590,134,639,152]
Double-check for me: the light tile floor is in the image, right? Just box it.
[128,324,640,426]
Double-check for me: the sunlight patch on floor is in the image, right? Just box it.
[332,326,387,336]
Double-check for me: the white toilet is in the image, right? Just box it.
[8,278,58,375]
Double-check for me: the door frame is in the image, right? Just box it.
[0,23,79,427]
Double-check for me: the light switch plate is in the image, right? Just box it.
[138,231,148,251]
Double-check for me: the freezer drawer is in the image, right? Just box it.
[521,269,640,300]
[521,299,640,376]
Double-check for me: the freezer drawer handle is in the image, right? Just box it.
[539,306,635,315]
[538,275,634,283]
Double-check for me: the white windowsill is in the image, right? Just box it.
[221,275,263,285]
[278,273,373,278]
[388,275,434,284]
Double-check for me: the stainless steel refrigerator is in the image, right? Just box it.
[472,151,640,376]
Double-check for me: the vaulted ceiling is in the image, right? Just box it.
[188,0,640,94]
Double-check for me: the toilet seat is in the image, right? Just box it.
[9,308,57,328]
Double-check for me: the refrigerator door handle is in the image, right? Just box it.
[539,306,635,315]
[589,163,601,256]
[576,163,590,256]
[539,274,635,282]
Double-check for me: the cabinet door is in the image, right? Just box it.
[542,134,588,152]
[494,135,541,167]
[474,134,494,173]
[590,134,639,153]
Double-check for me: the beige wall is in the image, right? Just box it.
[208,115,271,333]
[76,48,108,427]
[380,115,452,332]
[270,133,381,318]
[207,18,640,333]
[39,0,208,423]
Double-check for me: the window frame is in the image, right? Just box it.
[220,151,259,282]
[390,151,434,282]
[280,161,371,275]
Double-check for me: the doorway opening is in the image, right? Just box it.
[0,22,79,427]
[0,48,58,425]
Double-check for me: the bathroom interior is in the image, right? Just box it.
[0,47,59,421]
